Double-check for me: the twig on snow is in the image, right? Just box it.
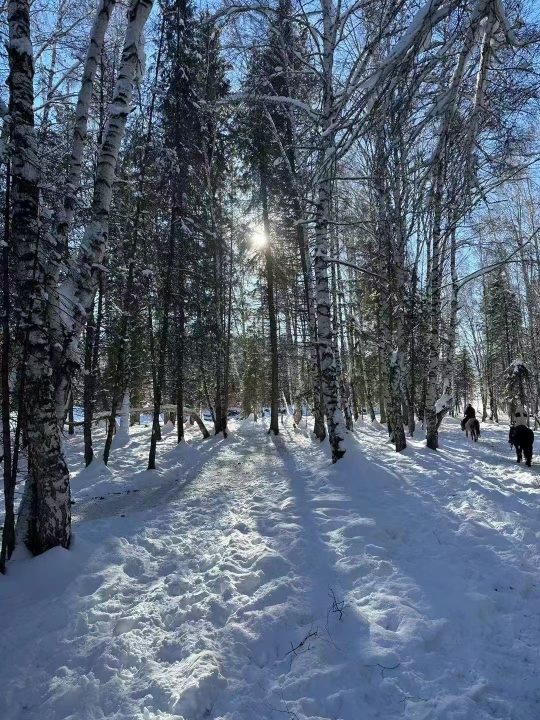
[285,629,318,658]
[263,690,300,719]
[327,587,346,621]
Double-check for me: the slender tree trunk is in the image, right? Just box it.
[425,163,444,450]
[176,284,185,442]
[407,266,418,436]
[148,191,177,470]
[83,305,95,466]
[435,229,458,429]
[148,202,176,470]
[260,166,279,435]
[53,0,116,254]
[212,229,228,437]
[294,221,325,439]
[201,369,215,426]
[347,321,359,422]
[314,170,346,461]
[375,308,386,423]
[0,155,14,571]
[83,273,103,466]
[353,281,376,423]
[103,14,164,464]
[331,236,353,431]
[67,392,75,435]
[358,338,376,422]
[265,4,325,440]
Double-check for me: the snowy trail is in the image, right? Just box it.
[1,419,540,719]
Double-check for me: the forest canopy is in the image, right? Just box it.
[2,0,540,565]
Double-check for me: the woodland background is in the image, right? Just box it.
[2,0,540,566]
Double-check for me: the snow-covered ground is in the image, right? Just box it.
[1,417,539,719]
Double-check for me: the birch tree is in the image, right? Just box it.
[7,0,153,553]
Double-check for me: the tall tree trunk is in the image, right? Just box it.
[83,274,103,466]
[375,308,386,423]
[375,128,406,452]
[53,0,116,254]
[407,264,418,436]
[347,321,360,422]
[425,163,444,450]
[331,236,353,431]
[102,22,163,461]
[312,0,346,462]
[148,201,176,470]
[314,177,345,461]
[57,0,154,396]
[67,392,75,435]
[264,0,325,440]
[212,228,228,437]
[295,221,325,439]
[1,153,14,571]
[260,166,279,435]
[435,229,458,429]
[8,0,71,553]
[48,0,116,425]
[176,278,185,442]
[360,342,376,422]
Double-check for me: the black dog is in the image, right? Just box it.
[509,425,534,467]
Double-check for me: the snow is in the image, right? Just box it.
[509,357,528,374]
[10,36,34,57]
[435,392,453,414]
[1,417,540,719]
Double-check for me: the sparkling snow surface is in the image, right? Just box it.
[1,417,539,719]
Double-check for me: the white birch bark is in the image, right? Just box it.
[54,0,117,253]
[8,0,71,552]
[433,230,458,423]
[58,0,154,361]
[116,389,131,440]
[313,0,346,462]
[48,0,116,424]
[424,161,445,450]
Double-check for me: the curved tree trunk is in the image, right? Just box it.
[57,0,154,371]
[49,0,116,425]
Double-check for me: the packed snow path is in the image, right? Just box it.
[1,418,540,719]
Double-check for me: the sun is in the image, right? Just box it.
[251,225,268,249]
